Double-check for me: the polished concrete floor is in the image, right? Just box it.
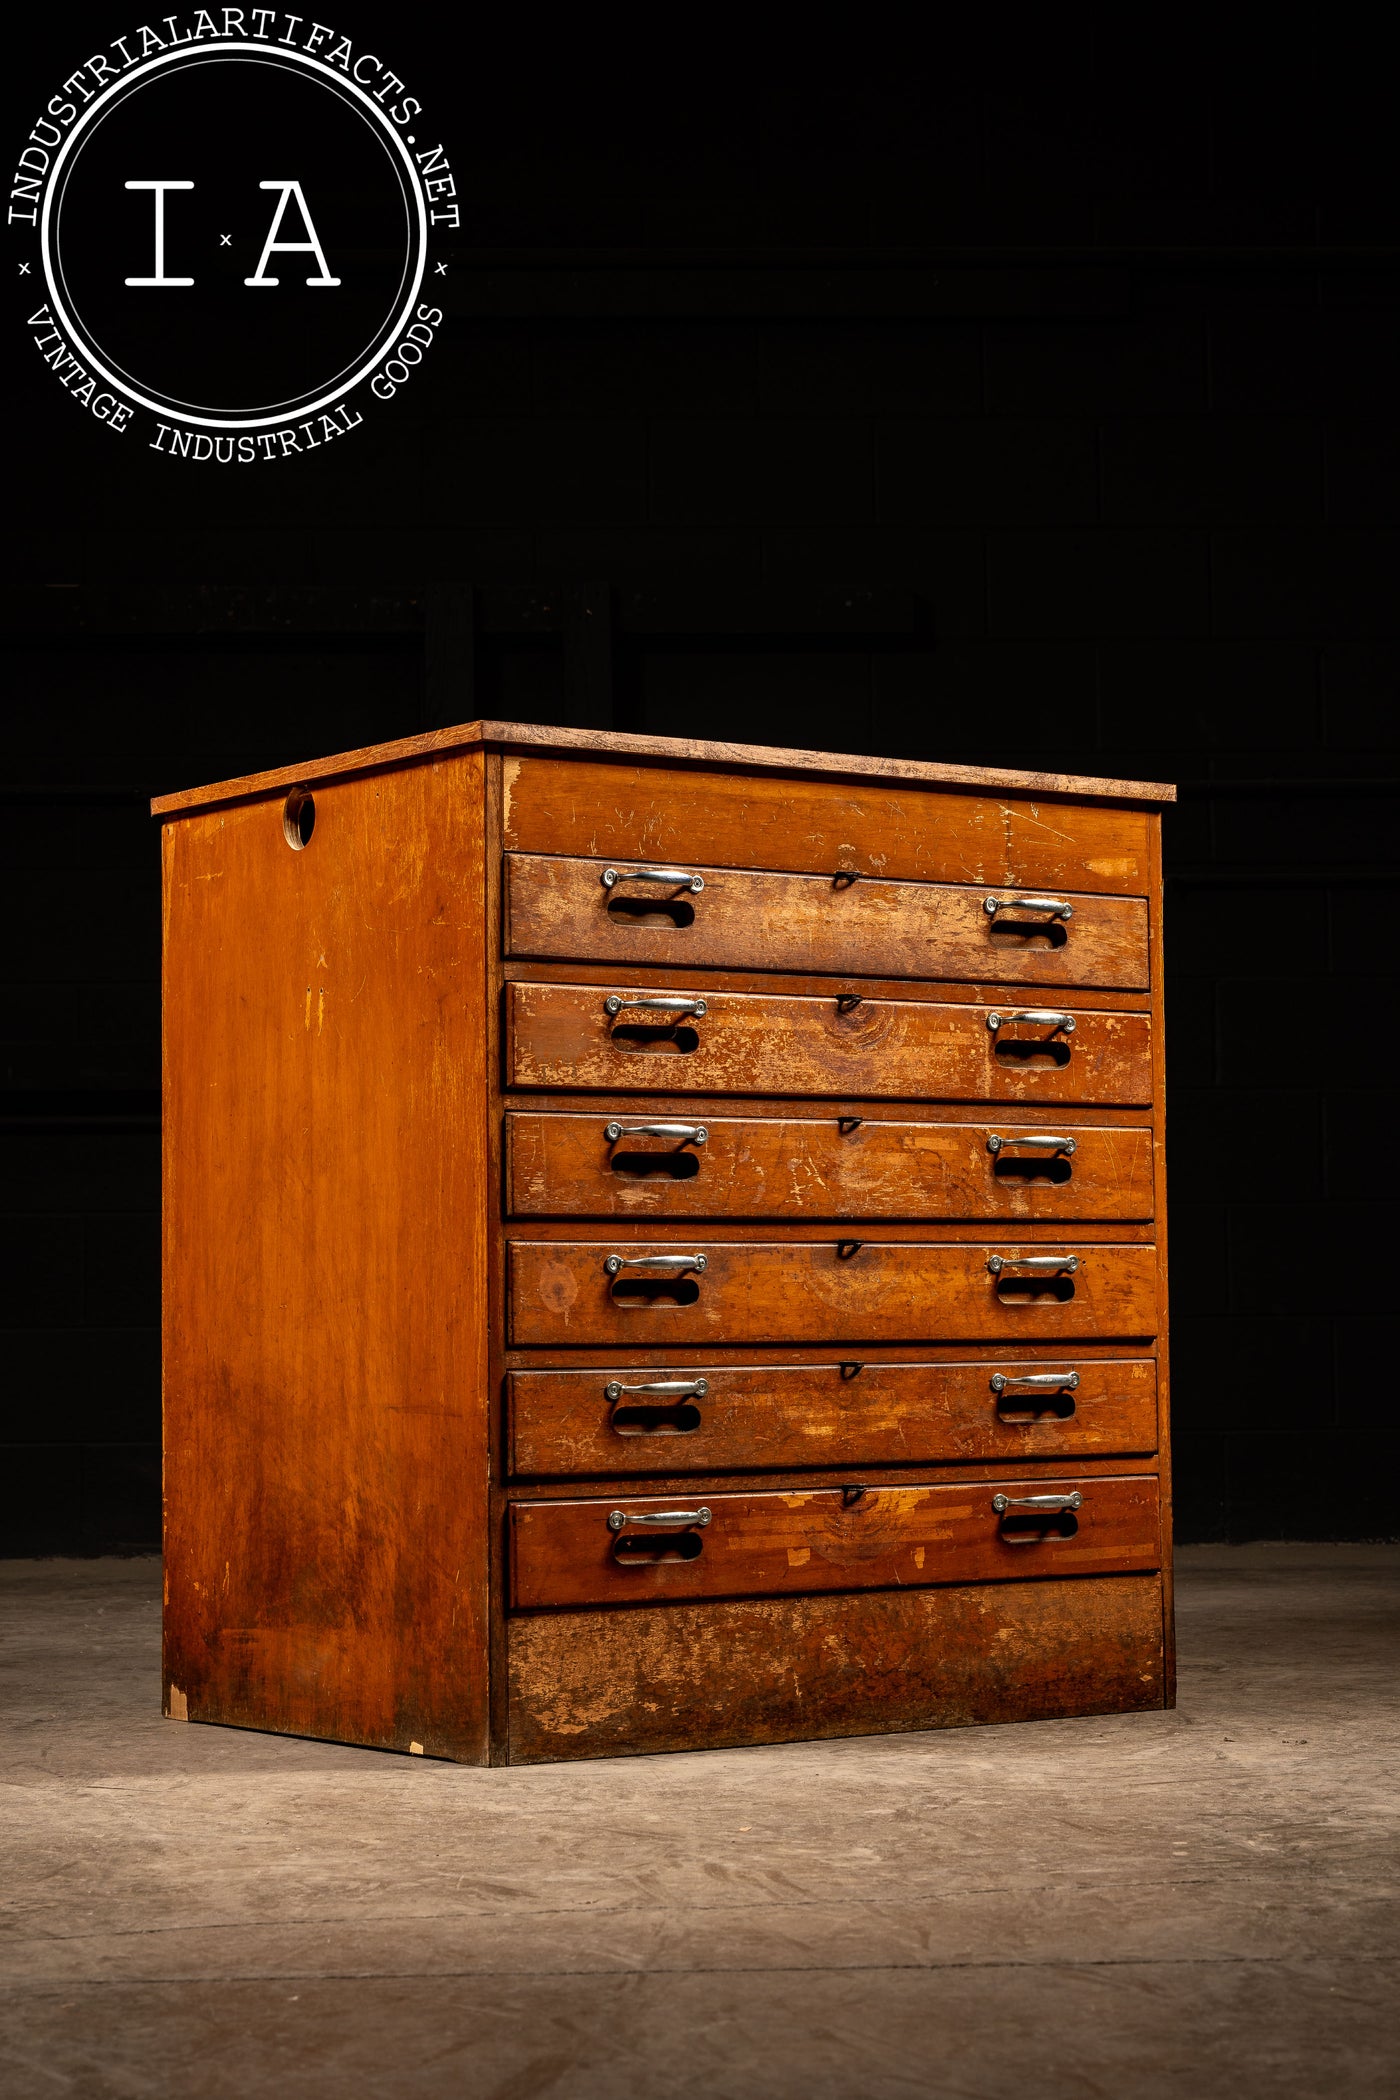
[1,1546,1396,2099]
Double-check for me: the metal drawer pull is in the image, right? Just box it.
[605,1378,709,1401]
[990,1370,1081,1394]
[604,1251,708,1276]
[986,1254,1079,1276]
[601,866,705,893]
[604,994,708,1018]
[605,1121,708,1145]
[986,1133,1077,1156]
[984,895,1074,920]
[986,1009,1076,1034]
[608,1506,712,1531]
[991,1492,1082,1514]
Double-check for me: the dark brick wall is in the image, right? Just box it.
[3,11,1397,1546]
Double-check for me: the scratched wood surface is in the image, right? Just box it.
[511,1474,1160,1609]
[506,853,1151,990]
[505,1111,1155,1221]
[161,754,492,1760]
[507,983,1154,1105]
[502,757,1158,893]
[508,1357,1159,1476]
[508,1239,1159,1346]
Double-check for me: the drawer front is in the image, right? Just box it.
[508,1240,1159,1345]
[510,1473,1162,1609]
[506,1112,1154,1221]
[510,1357,1160,1475]
[502,758,1155,898]
[507,983,1154,1107]
[506,853,1150,991]
[507,1572,1168,1761]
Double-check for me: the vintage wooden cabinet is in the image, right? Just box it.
[154,722,1175,1763]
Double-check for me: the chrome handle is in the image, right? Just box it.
[605,1378,709,1401]
[604,994,707,1018]
[602,866,705,893]
[604,1252,708,1276]
[986,1009,1076,1033]
[986,1254,1079,1276]
[991,1492,1082,1514]
[984,894,1074,920]
[604,1121,708,1145]
[990,1370,1081,1394]
[986,1133,1077,1155]
[608,1506,712,1531]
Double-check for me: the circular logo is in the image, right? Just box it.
[41,43,425,428]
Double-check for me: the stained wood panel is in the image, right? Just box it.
[507,983,1154,1106]
[509,1357,1159,1476]
[508,1239,1159,1346]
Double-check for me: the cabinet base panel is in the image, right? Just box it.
[506,1572,1167,1764]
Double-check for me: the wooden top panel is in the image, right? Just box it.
[151,719,1177,817]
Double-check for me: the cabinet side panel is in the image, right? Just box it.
[162,754,489,1760]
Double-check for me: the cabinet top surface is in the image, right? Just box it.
[150,719,1177,817]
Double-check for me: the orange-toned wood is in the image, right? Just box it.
[509,1357,1159,1476]
[508,1239,1158,1347]
[506,853,1150,990]
[160,755,491,1760]
[505,1111,1155,1222]
[506,1573,1167,1761]
[503,758,1157,895]
[507,983,1154,1106]
[510,1473,1161,1610]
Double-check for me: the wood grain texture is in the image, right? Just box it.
[509,1357,1159,1476]
[507,983,1154,1106]
[508,1239,1159,1346]
[506,1111,1155,1221]
[503,757,1158,894]
[507,1572,1167,1760]
[161,755,492,1760]
[151,720,1177,818]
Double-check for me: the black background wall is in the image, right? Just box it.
[4,11,1397,1550]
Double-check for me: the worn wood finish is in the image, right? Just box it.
[152,720,1177,818]
[509,1357,1159,1476]
[512,1475,1160,1611]
[507,982,1154,1106]
[506,1111,1155,1222]
[161,755,491,1759]
[506,854,1151,990]
[507,1573,1167,1761]
[508,1239,1158,1346]
[503,758,1157,896]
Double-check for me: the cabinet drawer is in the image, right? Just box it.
[509,1357,1160,1476]
[506,1111,1154,1221]
[510,1473,1161,1609]
[508,1239,1159,1345]
[506,853,1150,991]
[507,983,1154,1107]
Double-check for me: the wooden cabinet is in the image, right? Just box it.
[155,721,1174,1765]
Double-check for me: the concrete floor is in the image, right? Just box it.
[1,1549,1397,2100]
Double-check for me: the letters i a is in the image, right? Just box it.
[124,180,340,287]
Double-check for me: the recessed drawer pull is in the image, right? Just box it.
[984,895,1074,920]
[604,1121,708,1145]
[603,1251,708,1276]
[604,1378,709,1401]
[601,866,705,893]
[986,1133,1077,1155]
[607,1506,712,1531]
[604,994,708,1018]
[985,1009,1076,1034]
[990,1370,1081,1394]
[986,1254,1079,1276]
[991,1492,1082,1514]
